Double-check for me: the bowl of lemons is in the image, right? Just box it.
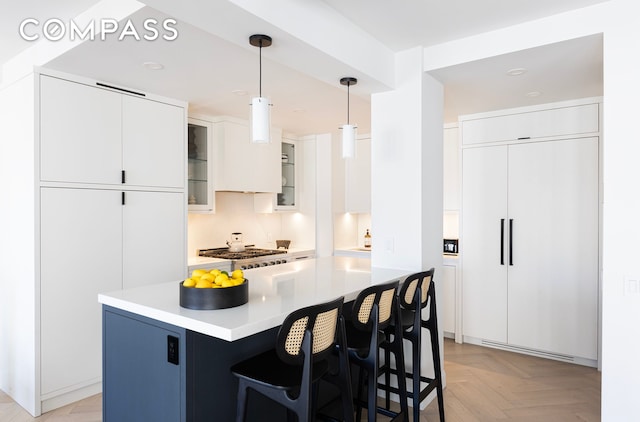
[180,268,248,310]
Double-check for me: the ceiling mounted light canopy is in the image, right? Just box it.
[340,77,357,159]
[249,34,272,144]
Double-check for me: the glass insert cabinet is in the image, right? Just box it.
[278,140,296,209]
[187,117,214,212]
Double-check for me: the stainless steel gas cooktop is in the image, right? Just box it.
[198,247,288,270]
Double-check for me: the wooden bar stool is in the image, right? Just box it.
[344,281,408,422]
[231,296,353,421]
[379,269,445,421]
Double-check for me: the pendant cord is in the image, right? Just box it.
[347,82,350,125]
[259,41,262,98]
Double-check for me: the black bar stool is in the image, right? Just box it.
[231,296,354,421]
[344,281,408,422]
[379,269,445,421]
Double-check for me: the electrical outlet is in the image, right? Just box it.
[624,276,640,297]
[167,335,179,365]
[385,237,394,253]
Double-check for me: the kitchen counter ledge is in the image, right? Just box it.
[98,256,412,342]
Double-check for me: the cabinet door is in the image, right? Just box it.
[461,146,508,343]
[345,137,371,213]
[507,138,599,359]
[104,309,184,421]
[461,103,599,145]
[442,264,456,335]
[123,191,185,289]
[40,188,123,396]
[122,96,184,188]
[188,118,214,212]
[40,75,122,184]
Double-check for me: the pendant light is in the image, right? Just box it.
[340,77,357,158]
[249,34,272,143]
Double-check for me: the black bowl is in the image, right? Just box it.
[179,279,248,310]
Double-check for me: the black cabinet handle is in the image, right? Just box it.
[121,170,126,184]
[122,192,125,205]
[509,219,514,266]
[500,219,505,265]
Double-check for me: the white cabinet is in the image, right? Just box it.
[40,75,185,188]
[462,137,599,360]
[35,71,187,412]
[461,101,599,145]
[213,117,282,193]
[442,263,457,337]
[40,188,185,396]
[277,139,297,209]
[122,191,186,289]
[40,188,123,397]
[345,136,371,213]
[40,75,122,184]
[122,95,184,188]
[187,117,215,212]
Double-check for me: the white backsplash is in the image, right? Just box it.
[334,212,372,249]
[188,192,316,257]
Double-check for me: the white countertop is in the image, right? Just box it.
[99,256,411,342]
[187,256,232,267]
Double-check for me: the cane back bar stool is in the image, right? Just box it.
[231,296,354,422]
[344,280,408,422]
[379,268,445,421]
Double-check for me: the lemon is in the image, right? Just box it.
[195,279,213,288]
[231,269,244,279]
[214,274,229,285]
[183,278,196,288]
[192,269,207,278]
[221,279,234,288]
[231,278,244,286]
[200,273,215,282]
[210,269,221,277]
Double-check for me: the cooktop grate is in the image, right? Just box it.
[198,248,286,260]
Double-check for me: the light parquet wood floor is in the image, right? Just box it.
[1,339,600,421]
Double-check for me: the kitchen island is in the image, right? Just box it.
[98,256,412,421]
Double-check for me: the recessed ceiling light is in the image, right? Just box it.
[507,68,527,76]
[526,91,541,97]
[232,89,248,96]
[143,61,164,70]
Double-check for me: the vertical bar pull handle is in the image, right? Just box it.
[500,219,505,265]
[509,219,514,266]
[122,192,125,205]
[121,170,126,184]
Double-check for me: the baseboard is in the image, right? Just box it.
[463,336,598,368]
[41,381,102,413]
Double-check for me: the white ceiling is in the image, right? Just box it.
[1,0,606,132]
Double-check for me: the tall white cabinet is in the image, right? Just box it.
[461,98,600,365]
[36,71,186,413]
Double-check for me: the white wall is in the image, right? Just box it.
[371,47,445,400]
[371,47,443,272]
[600,0,640,418]
[0,73,38,415]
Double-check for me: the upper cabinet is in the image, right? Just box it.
[344,136,371,213]
[40,75,184,188]
[277,139,297,210]
[460,100,599,146]
[187,117,215,212]
[213,116,282,193]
